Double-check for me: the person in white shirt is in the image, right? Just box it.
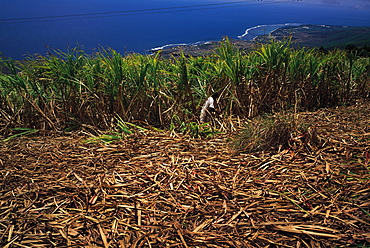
[200,92,220,123]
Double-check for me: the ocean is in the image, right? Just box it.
[1,0,369,60]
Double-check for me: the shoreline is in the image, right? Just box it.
[152,24,370,58]
[150,39,256,58]
[148,23,303,57]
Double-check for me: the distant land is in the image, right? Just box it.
[256,24,370,49]
[155,24,370,58]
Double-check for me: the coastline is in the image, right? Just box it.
[152,24,370,58]
[148,23,298,58]
[237,23,302,40]
[150,39,256,58]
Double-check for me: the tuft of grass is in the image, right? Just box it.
[231,113,318,153]
[83,133,124,144]
[170,115,222,139]
[179,122,222,139]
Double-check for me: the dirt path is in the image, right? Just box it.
[1,104,370,247]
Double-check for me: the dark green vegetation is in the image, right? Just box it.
[0,38,369,136]
[256,24,370,50]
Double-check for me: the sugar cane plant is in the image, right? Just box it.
[1,38,369,134]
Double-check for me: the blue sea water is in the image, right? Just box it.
[0,0,369,60]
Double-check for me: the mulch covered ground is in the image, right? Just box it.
[1,104,370,247]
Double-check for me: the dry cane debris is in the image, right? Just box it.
[0,104,370,247]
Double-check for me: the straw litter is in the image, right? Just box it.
[1,104,369,247]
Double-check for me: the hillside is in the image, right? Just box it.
[259,24,370,49]
[1,103,369,247]
[156,25,370,57]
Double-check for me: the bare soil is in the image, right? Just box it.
[1,103,370,247]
